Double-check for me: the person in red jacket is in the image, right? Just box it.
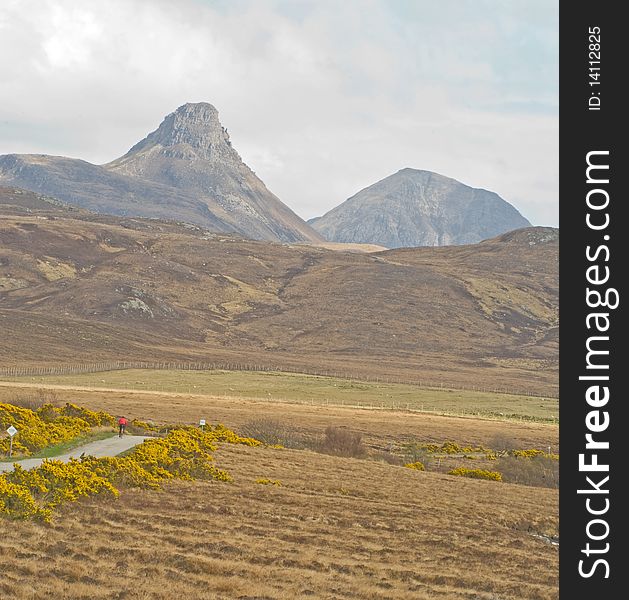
[118,416,128,438]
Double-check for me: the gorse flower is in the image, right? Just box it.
[0,477,46,520]
[448,467,503,481]
[0,402,107,456]
[510,449,558,460]
[403,441,487,455]
[403,461,425,471]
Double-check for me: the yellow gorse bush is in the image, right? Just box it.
[208,423,261,447]
[7,461,118,507]
[2,460,118,521]
[0,477,44,520]
[510,449,559,460]
[43,403,115,427]
[255,478,282,486]
[448,467,503,482]
[407,441,487,455]
[0,402,117,457]
[404,461,425,471]
[0,403,93,456]
[404,440,559,461]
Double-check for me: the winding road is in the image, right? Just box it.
[0,435,150,473]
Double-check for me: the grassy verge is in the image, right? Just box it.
[0,369,559,422]
[1,429,117,462]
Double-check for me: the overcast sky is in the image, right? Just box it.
[0,0,558,225]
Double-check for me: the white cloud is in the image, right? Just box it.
[0,0,558,226]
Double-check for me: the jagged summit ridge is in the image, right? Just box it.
[111,102,240,166]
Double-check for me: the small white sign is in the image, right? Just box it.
[7,426,18,437]
[199,419,206,427]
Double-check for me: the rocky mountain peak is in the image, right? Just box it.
[311,168,531,248]
[120,102,237,163]
[91,101,321,243]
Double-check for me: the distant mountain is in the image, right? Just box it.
[311,168,531,248]
[0,103,322,244]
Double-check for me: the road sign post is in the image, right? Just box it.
[199,419,206,431]
[6,425,18,458]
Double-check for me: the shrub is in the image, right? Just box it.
[488,434,516,454]
[316,426,366,458]
[81,455,163,489]
[56,403,115,427]
[510,449,558,460]
[402,441,486,456]
[208,423,262,447]
[36,403,60,423]
[1,460,117,521]
[372,450,404,466]
[440,441,464,454]
[0,477,47,520]
[83,428,234,487]
[400,444,434,468]
[0,402,92,456]
[404,461,425,471]
[497,455,559,489]
[240,418,304,448]
[7,460,118,507]
[448,467,502,481]
[255,478,282,486]
[6,394,51,412]
[7,390,62,412]
[130,419,160,434]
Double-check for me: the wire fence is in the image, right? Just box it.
[0,360,558,399]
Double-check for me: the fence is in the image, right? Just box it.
[0,360,558,399]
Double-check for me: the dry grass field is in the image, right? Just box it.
[0,383,558,452]
[0,383,558,599]
[0,441,558,600]
[0,369,559,422]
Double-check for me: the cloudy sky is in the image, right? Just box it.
[0,0,558,225]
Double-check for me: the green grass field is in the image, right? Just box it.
[2,369,559,422]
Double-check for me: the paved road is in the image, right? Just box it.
[0,435,150,473]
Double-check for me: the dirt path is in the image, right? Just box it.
[0,434,149,473]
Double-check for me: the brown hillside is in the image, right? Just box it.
[0,188,558,395]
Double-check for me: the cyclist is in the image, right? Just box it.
[118,416,128,438]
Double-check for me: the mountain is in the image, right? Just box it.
[311,168,531,248]
[103,103,321,242]
[0,188,558,396]
[0,103,322,244]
